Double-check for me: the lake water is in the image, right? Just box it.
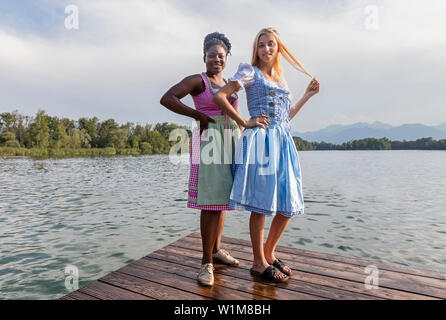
[0,151,445,299]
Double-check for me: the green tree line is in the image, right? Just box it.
[0,109,189,157]
[1,110,445,158]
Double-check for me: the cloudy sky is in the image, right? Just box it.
[1,0,445,132]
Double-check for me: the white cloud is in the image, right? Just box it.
[0,0,445,131]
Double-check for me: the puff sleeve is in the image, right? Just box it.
[228,63,255,90]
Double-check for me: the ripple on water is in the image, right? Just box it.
[294,238,313,246]
[306,213,330,216]
[2,152,446,299]
[0,268,24,277]
[337,245,354,252]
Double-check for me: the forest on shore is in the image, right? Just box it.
[1,109,445,158]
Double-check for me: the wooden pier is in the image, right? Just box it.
[59,232,446,300]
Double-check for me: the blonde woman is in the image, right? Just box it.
[213,28,320,283]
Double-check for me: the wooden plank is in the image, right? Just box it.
[78,280,154,300]
[118,261,269,300]
[145,249,382,300]
[153,245,406,300]
[136,256,327,300]
[133,257,281,300]
[189,233,446,281]
[180,234,446,297]
[58,232,445,300]
[172,238,446,299]
[180,235,446,290]
[98,271,209,300]
[59,290,99,300]
[160,242,443,299]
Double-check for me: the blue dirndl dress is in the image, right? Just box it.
[228,63,305,218]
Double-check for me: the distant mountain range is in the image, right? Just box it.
[293,121,446,144]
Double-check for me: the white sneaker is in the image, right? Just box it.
[197,263,215,286]
[212,249,239,266]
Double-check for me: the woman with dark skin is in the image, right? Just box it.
[160,33,244,286]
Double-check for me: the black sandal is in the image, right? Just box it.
[250,265,288,283]
[272,259,292,276]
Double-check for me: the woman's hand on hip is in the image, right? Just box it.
[244,115,271,129]
[198,113,216,135]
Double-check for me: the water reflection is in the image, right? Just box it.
[0,151,445,299]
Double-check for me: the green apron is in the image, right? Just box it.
[197,115,241,205]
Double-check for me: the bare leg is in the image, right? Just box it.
[264,213,291,274]
[250,212,268,272]
[213,210,226,254]
[249,212,287,279]
[200,210,222,264]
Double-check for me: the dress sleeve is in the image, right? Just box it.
[228,63,255,90]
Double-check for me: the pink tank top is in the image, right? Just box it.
[192,73,238,116]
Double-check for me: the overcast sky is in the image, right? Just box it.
[1,0,445,132]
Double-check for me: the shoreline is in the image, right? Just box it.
[1,147,445,159]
